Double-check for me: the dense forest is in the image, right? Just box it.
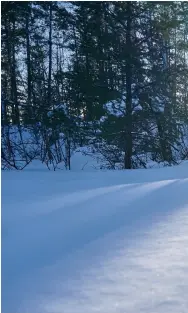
[1,1,188,170]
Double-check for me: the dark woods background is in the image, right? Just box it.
[1,1,188,170]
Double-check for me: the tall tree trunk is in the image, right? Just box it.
[5,16,15,124]
[124,1,133,169]
[48,3,52,108]
[3,17,11,124]
[12,19,19,124]
[26,4,32,108]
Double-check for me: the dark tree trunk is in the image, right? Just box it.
[26,5,32,108]
[124,2,133,169]
[48,3,52,108]
[12,19,19,124]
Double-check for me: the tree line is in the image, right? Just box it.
[1,1,188,170]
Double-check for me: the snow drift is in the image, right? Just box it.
[2,162,188,313]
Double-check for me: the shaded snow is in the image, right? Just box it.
[104,99,125,117]
[24,147,103,171]
[2,162,188,313]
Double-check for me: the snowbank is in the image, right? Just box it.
[2,163,188,313]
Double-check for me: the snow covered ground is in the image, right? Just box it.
[2,162,188,313]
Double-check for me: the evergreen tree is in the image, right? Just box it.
[1,1,188,170]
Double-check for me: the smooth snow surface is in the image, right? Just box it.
[2,163,188,313]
